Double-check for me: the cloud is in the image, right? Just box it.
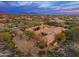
[0,1,8,6]
[62,5,79,10]
[17,1,33,6]
[49,1,79,10]
[61,10,79,14]
[63,1,79,6]
[8,1,33,7]
[34,1,56,8]
[38,2,53,8]
[59,1,79,10]
[0,1,79,15]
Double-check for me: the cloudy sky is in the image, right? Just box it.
[0,1,79,15]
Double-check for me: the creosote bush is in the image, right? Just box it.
[1,31,15,49]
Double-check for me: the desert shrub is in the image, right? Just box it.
[47,47,62,57]
[1,32,15,49]
[36,42,46,49]
[30,19,41,26]
[65,20,78,27]
[7,41,15,49]
[38,51,47,57]
[0,27,10,32]
[15,49,25,56]
[56,31,66,44]
[65,28,79,41]
[1,32,11,41]
[25,31,34,40]
[47,22,60,27]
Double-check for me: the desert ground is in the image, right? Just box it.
[0,14,79,57]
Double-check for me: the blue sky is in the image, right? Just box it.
[0,1,79,15]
